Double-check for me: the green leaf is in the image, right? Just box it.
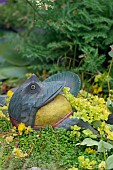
[0,66,27,80]
[80,138,99,146]
[82,129,97,138]
[106,155,113,170]
[108,51,113,58]
[108,45,113,58]
[106,100,113,112]
[0,74,7,80]
[93,120,102,128]
[98,140,113,152]
[0,33,31,66]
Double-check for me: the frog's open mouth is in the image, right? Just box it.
[10,111,73,130]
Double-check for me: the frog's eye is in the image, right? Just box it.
[24,81,40,94]
[30,84,36,90]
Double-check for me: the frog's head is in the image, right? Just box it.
[8,74,65,127]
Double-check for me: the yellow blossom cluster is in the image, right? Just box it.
[18,122,33,135]
[85,147,97,154]
[5,124,33,145]
[98,121,113,140]
[63,88,111,124]
[7,90,14,98]
[93,73,109,95]
[78,156,96,169]
[18,123,26,132]
[6,90,14,106]
[12,148,27,158]
[92,84,102,94]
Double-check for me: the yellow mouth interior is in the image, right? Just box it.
[34,94,72,126]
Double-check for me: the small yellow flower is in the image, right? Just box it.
[98,161,106,170]
[6,136,14,144]
[18,123,26,132]
[97,86,103,93]
[85,147,97,154]
[12,148,27,158]
[7,90,14,98]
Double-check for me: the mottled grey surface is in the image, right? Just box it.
[44,71,81,96]
[57,117,99,134]
[0,95,7,106]
[8,74,65,126]
[106,114,113,124]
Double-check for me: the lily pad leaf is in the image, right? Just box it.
[0,66,27,80]
[98,140,113,152]
[80,138,99,146]
[106,155,113,169]
[0,33,31,66]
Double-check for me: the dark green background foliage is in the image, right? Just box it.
[22,0,113,73]
[0,0,113,87]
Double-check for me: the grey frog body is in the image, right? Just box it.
[8,74,65,126]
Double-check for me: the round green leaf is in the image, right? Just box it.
[0,33,31,66]
[80,138,99,146]
[108,51,113,58]
[0,66,27,80]
[106,155,113,170]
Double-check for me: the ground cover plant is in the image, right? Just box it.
[1,87,113,170]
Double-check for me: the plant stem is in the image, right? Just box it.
[26,0,43,19]
[73,45,76,67]
[107,58,113,96]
